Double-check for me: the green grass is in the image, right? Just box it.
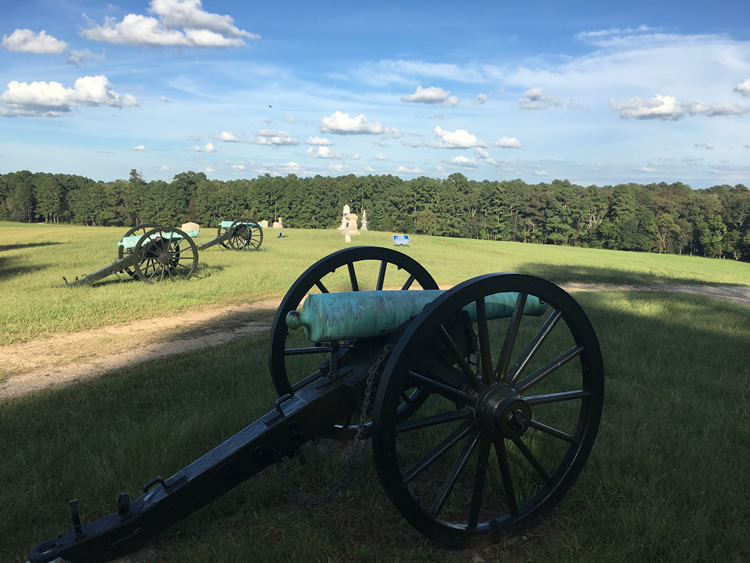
[1,223,749,562]
[1,222,749,345]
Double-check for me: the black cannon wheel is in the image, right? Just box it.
[118,223,161,277]
[372,273,603,546]
[228,219,263,250]
[269,246,439,399]
[133,227,199,282]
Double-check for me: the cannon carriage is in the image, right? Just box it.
[33,247,603,561]
[60,219,262,287]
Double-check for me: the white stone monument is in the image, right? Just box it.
[360,210,368,231]
[338,204,350,230]
[346,213,360,235]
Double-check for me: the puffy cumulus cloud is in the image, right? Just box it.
[450,155,477,168]
[306,146,342,159]
[533,170,549,176]
[213,131,241,142]
[493,136,523,148]
[186,142,216,152]
[319,111,384,135]
[473,93,488,105]
[376,153,388,160]
[249,129,299,146]
[401,85,459,106]
[0,75,138,117]
[1,29,67,54]
[433,126,485,149]
[609,94,746,120]
[82,0,259,48]
[305,136,333,146]
[519,87,561,110]
[735,79,750,97]
[132,145,148,151]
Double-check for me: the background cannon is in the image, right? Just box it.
[196,218,263,251]
[60,225,199,286]
[33,246,603,560]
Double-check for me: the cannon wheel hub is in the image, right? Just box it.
[476,385,531,440]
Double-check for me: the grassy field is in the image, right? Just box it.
[1,222,749,562]
[1,221,748,345]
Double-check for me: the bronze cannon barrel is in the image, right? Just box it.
[286,289,546,342]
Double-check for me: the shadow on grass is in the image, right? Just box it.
[3,290,749,562]
[516,260,750,288]
[0,241,62,253]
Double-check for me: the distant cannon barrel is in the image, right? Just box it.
[286,289,547,342]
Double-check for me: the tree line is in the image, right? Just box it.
[1,169,749,261]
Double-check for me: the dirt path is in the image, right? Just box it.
[2,284,748,402]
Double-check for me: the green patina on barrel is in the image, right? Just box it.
[286,290,547,343]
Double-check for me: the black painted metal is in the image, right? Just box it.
[29,333,386,563]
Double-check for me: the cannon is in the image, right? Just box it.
[195,218,263,252]
[60,225,199,286]
[32,246,603,561]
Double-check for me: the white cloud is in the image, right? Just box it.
[474,147,497,165]
[610,94,746,120]
[473,93,488,105]
[695,142,714,150]
[0,75,138,117]
[355,59,486,86]
[213,131,241,142]
[493,136,523,148]
[81,0,259,48]
[400,85,459,106]
[639,166,657,173]
[396,165,423,174]
[1,29,67,54]
[735,79,750,97]
[186,142,216,152]
[249,130,299,146]
[132,145,147,151]
[319,111,384,135]
[284,114,296,124]
[450,155,477,168]
[533,170,549,176]
[306,146,342,159]
[159,164,169,171]
[205,166,216,173]
[376,153,388,160]
[305,136,333,146]
[519,87,561,110]
[433,126,485,149]
[67,49,105,66]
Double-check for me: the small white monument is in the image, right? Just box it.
[346,213,360,235]
[272,217,283,229]
[338,204,350,230]
[360,209,368,231]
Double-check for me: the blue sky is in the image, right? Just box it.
[1,0,749,189]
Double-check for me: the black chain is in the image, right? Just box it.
[275,344,393,510]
